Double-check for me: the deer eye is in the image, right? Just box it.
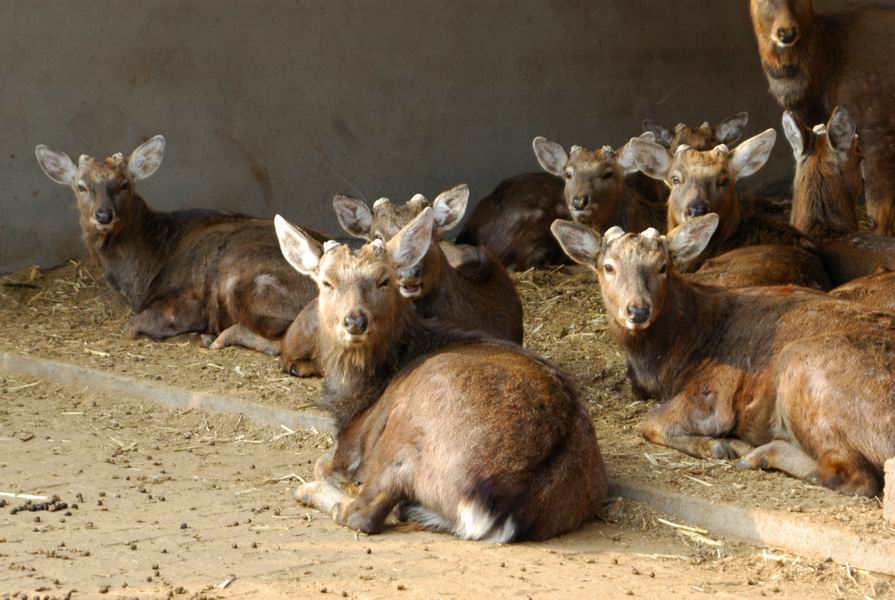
[659,263,668,275]
[717,177,730,188]
[377,277,390,289]
[601,171,613,180]
[322,280,334,290]
[671,175,682,185]
[564,171,573,180]
[603,263,615,275]
[119,180,130,192]
[77,182,88,193]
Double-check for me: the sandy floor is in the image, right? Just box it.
[2,374,892,599]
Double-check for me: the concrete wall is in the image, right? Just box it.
[0,0,873,273]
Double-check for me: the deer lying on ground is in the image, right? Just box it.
[35,136,318,353]
[783,106,895,287]
[641,112,750,151]
[455,134,664,270]
[629,130,829,289]
[276,208,606,539]
[530,136,667,234]
[552,214,895,496]
[750,0,895,235]
[830,268,895,314]
[279,185,523,376]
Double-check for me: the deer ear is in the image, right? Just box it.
[431,184,469,232]
[551,219,602,267]
[390,207,435,271]
[716,112,749,145]
[730,129,776,179]
[532,136,569,176]
[629,138,673,181]
[642,119,673,148]
[128,135,165,180]
[781,111,808,159]
[826,106,857,155]
[666,213,719,265]
[35,145,77,185]
[333,195,373,239]
[618,139,642,175]
[274,215,323,277]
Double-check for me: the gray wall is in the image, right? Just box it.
[0,0,861,273]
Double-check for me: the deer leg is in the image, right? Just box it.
[737,440,821,485]
[209,324,280,355]
[293,480,355,516]
[127,294,206,340]
[334,476,405,535]
[640,388,749,460]
[864,155,895,236]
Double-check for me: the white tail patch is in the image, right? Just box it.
[454,501,516,543]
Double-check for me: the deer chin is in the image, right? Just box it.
[90,219,117,233]
[397,281,423,299]
[570,208,592,221]
[337,326,370,346]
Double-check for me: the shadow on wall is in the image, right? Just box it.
[1,0,815,273]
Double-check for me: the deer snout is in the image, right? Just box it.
[686,201,710,218]
[343,311,369,336]
[775,26,799,46]
[571,195,590,211]
[626,304,651,325]
[95,208,114,225]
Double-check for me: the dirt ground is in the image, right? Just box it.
[2,374,892,599]
[1,262,891,542]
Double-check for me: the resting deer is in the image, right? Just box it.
[750,0,895,235]
[276,208,606,540]
[628,130,829,289]
[783,106,895,287]
[456,134,664,270]
[279,185,523,377]
[552,214,895,496]
[35,136,318,354]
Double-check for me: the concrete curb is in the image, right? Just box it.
[0,351,336,434]
[2,350,892,575]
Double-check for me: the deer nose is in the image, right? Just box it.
[776,26,798,45]
[687,202,709,218]
[343,311,368,335]
[95,208,114,225]
[626,304,651,324]
[571,195,590,211]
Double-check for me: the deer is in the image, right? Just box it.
[455,134,665,270]
[641,112,750,151]
[552,214,895,496]
[279,185,524,377]
[275,208,607,540]
[783,106,895,287]
[830,268,895,314]
[529,135,667,234]
[750,0,895,235]
[628,129,830,289]
[35,136,319,354]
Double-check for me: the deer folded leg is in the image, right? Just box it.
[737,440,821,485]
[209,324,280,355]
[293,480,354,516]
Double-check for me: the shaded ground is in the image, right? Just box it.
[2,375,891,598]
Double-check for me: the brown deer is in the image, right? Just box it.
[783,106,895,286]
[279,185,524,377]
[530,135,667,234]
[275,209,606,540]
[35,136,318,354]
[629,130,829,289]
[552,214,895,496]
[830,268,895,314]
[750,0,895,235]
[455,134,665,270]
[641,112,750,151]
